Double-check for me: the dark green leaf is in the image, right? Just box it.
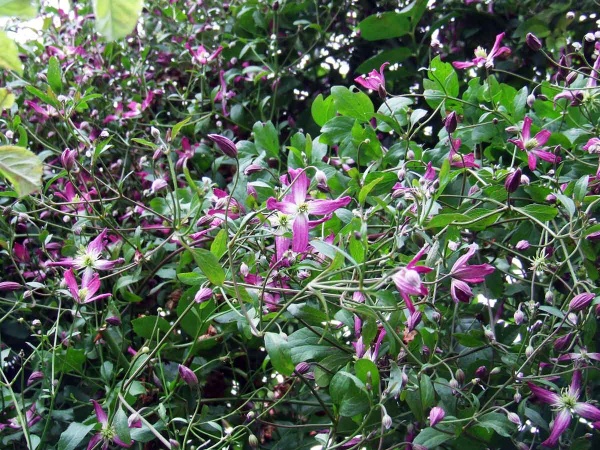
[264,332,295,376]
[331,86,374,122]
[311,94,336,127]
[329,371,370,416]
[132,316,172,339]
[211,229,228,259]
[58,422,95,450]
[413,426,454,448]
[253,121,280,158]
[47,56,62,93]
[190,248,226,286]
[358,12,410,41]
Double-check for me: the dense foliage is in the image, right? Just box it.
[0,0,600,449]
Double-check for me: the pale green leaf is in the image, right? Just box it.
[0,88,15,111]
[0,145,43,197]
[92,0,144,41]
[0,0,37,18]
[0,31,23,75]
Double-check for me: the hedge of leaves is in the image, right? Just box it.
[0,1,600,449]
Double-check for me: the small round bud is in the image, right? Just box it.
[514,308,525,325]
[382,413,393,429]
[406,150,415,160]
[525,345,534,358]
[150,126,160,140]
[507,412,521,426]
[566,11,575,20]
[526,93,535,108]
[526,33,543,51]
[248,434,259,448]
[514,391,522,404]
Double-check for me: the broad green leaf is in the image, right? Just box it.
[354,359,380,388]
[288,327,346,363]
[92,0,143,41]
[253,121,280,158]
[0,0,37,18]
[210,229,228,259]
[0,145,43,197]
[329,371,370,416]
[114,407,132,446]
[474,412,516,437]
[518,204,558,222]
[426,213,470,229]
[420,374,435,410]
[176,290,216,338]
[171,116,191,140]
[331,86,374,122]
[313,352,351,387]
[264,332,295,376]
[190,248,226,286]
[358,176,383,205]
[311,94,336,127]
[0,31,23,75]
[47,56,62,93]
[356,47,412,74]
[358,12,410,41]
[132,316,172,339]
[413,426,454,448]
[574,175,589,203]
[0,88,15,111]
[58,422,95,450]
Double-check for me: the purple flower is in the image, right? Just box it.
[449,244,495,303]
[527,371,600,447]
[48,229,123,275]
[178,364,199,387]
[207,134,238,158]
[508,117,560,171]
[64,268,111,304]
[526,33,543,51]
[354,62,389,96]
[554,348,600,364]
[448,138,479,168]
[194,287,213,303]
[27,371,44,386]
[429,407,445,427]
[505,168,522,193]
[87,400,132,450]
[392,246,433,313]
[583,137,600,154]
[0,281,23,291]
[453,32,511,69]
[266,169,351,253]
[569,293,595,312]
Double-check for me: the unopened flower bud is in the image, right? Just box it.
[406,150,415,160]
[0,281,22,291]
[545,291,554,304]
[450,378,460,390]
[194,287,213,304]
[515,240,530,251]
[526,33,543,51]
[377,84,387,100]
[566,11,575,20]
[514,391,522,403]
[169,440,180,448]
[525,345,534,358]
[27,371,44,386]
[565,71,578,86]
[429,407,445,427]
[248,434,259,448]
[567,312,578,325]
[526,93,535,108]
[61,148,77,171]
[105,316,122,326]
[444,111,458,134]
[295,362,311,375]
[382,412,393,429]
[128,412,142,428]
[553,333,572,351]
[455,368,465,384]
[150,126,160,140]
[207,134,238,158]
[569,293,594,312]
[505,168,522,193]
[178,364,198,387]
[240,262,249,277]
[475,366,488,378]
[244,164,263,175]
[514,308,525,325]
[507,412,521,426]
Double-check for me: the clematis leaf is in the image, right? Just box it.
[92,0,144,41]
[0,145,43,197]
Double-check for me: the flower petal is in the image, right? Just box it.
[534,129,551,146]
[574,402,600,421]
[542,409,571,448]
[64,268,79,299]
[522,116,532,142]
[452,61,476,69]
[87,433,103,450]
[289,169,308,205]
[87,229,107,255]
[307,196,351,215]
[91,400,108,425]
[292,213,309,253]
[450,279,473,303]
[527,382,561,405]
[266,198,298,215]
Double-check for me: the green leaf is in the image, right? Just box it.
[93,0,143,41]
[320,116,355,144]
[47,56,62,93]
[264,332,295,376]
[176,289,216,338]
[288,327,345,363]
[330,86,374,122]
[58,422,95,450]
[132,316,172,339]
[474,412,516,437]
[253,121,280,158]
[518,204,558,222]
[114,407,132,446]
[0,88,15,111]
[426,213,470,229]
[358,176,384,205]
[574,175,589,203]
[356,48,412,74]
[171,116,191,140]
[313,353,351,387]
[413,426,454,448]
[311,94,336,127]
[354,359,380,388]
[329,371,370,416]
[423,56,459,108]
[190,248,226,286]
[0,31,23,75]
[420,374,435,410]
[0,145,43,197]
[0,0,38,18]
[210,229,228,259]
[358,12,410,41]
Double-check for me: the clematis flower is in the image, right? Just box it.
[527,371,600,447]
[354,62,389,97]
[429,407,445,427]
[452,32,511,69]
[392,246,433,313]
[87,400,132,450]
[508,117,560,171]
[64,268,111,304]
[583,137,600,154]
[449,244,495,303]
[266,169,351,253]
[554,347,600,364]
[186,43,223,65]
[448,138,479,168]
[48,229,124,276]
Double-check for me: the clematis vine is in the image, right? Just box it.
[64,268,111,304]
[508,117,560,171]
[527,371,600,447]
[449,244,495,303]
[452,32,511,69]
[48,229,124,276]
[266,169,351,253]
[391,246,433,313]
[354,62,389,97]
[87,400,132,450]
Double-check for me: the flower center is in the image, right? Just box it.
[525,138,539,150]
[557,389,578,410]
[297,202,309,214]
[100,424,116,440]
[78,288,89,301]
[474,46,488,59]
[75,248,100,269]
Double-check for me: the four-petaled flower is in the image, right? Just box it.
[508,116,560,171]
[87,400,132,450]
[449,138,479,168]
[392,246,433,313]
[64,268,111,304]
[527,371,600,447]
[453,33,511,69]
[266,169,351,253]
[449,244,495,303]
[355,62,389,96]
